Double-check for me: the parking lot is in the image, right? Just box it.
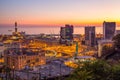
[0,59,73,80]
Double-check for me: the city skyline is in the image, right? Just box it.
[0,0,120,27]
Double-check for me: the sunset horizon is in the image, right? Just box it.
[1,21,120,27]
[1,1,120,80]
[1,0,120,27]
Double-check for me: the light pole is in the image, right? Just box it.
[48,61,51,77]
[44,73,47,80]
[25,65,29,80]
[59,63,62,80]
[38,48,41,80]
[5,67,7,80]
[39,67,41,80]
[27,69,29,80]
[12,66,14,80]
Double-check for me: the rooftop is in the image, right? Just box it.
[5,48,40,56]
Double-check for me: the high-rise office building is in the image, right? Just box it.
[60,24,73,45]
[85,26,96,47]
[65,24,73,40]
[103,21,116,40]
[60,27,66,43]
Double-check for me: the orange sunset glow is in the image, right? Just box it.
[0,0,120,27]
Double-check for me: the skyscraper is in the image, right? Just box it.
[65,24,73,40]
[85,26,96,47]
[60,24,73,45]
[60,27,66,43]
[103,21,116,40]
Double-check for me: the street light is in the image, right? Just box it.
[25,65,29,80]
[43,73,47,80]
[59,63,62,80]
[39,67,41,80]
[12,66,15,80]
[48,61,51,77]
[38,48,41,80]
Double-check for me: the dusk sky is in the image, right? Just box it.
[0,0,120,27]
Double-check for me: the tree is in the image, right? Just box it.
[113,34,120,49]
[88,60,111,80]
[66,70,92,80]
[109,64,120,80]
[102,45,114,57]
[101,44,116,60]
[66,60,111,80]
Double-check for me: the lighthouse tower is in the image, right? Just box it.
[15,22,17,32]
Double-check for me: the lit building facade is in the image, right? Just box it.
[103,21,116,40]
[0,42,4,63]
[60,24,73,45]
[60,27,66,43]
[98,40,113,57]
[85,26,96,47]
[4,48,46,70]
[0,42,4,57]
[115,30,120,36]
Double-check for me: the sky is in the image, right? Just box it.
[0,0,120,27]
